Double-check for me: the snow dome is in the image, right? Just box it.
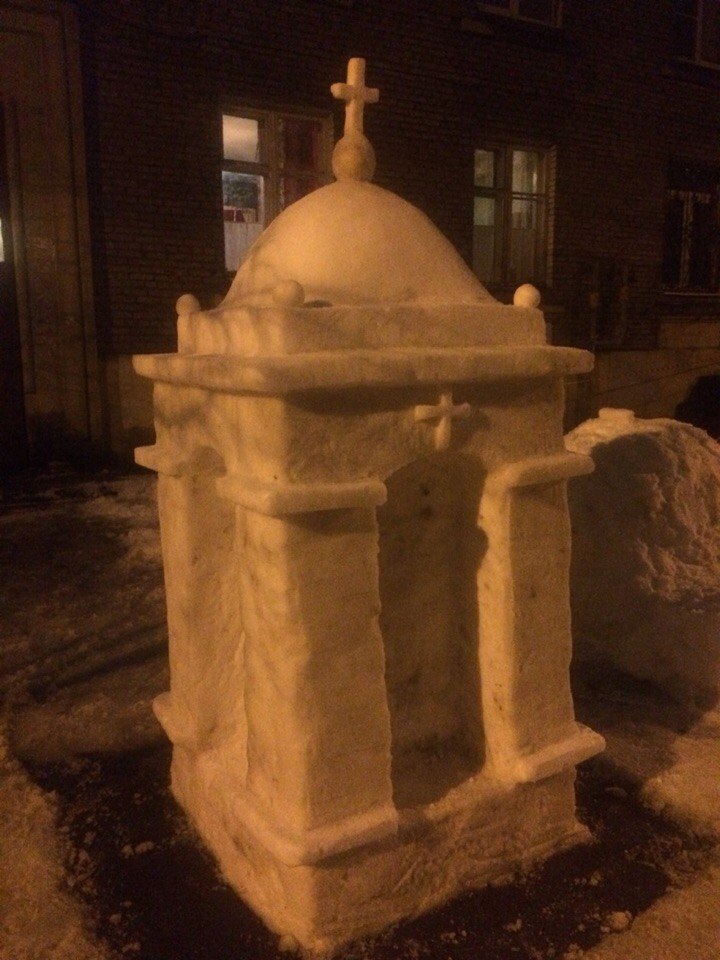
[226,178,491,307]
[175,57,544,358]
[176,165,545,356]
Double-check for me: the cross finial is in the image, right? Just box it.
[330,58,379,182]
[331,58,379,137]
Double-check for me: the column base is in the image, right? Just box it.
[170,744,589,956]
[506,724,606,785]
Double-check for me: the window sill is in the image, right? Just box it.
[460,16,570,53]
[663,57,720,87]
[660,290,720,299]
[656,291,720,321]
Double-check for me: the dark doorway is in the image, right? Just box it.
[675,374,720,442]
[377,453,486,809]
[0,104,28,473]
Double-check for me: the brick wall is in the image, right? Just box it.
[75,0,720,356]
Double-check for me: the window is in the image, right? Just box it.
[672,0,720,66]
[662,159,720,294]
[473,145,553,289]
[222,108,332,271]
[474,0,561,27]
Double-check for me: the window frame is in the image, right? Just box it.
[662,158,720,297]
[221,103,333,271]
[473,0,562,28]
[672,0,720,70]
[472,141,555,292]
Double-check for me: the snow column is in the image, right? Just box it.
[152,468,245,761]
[478,451,602,784]
[220,484,397,865]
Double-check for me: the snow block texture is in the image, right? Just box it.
[567,409,720,709]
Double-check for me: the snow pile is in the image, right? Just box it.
[566,409,720,708]
[0,723,109,960]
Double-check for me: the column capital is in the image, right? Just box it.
[216,473,387,515]
[135,444,223,478]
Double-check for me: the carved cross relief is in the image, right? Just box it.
[414,391,472,451]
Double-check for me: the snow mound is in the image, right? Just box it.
[566,409,720,707]
[0,724,110,960]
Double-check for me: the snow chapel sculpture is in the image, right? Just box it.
[134,57,605,955]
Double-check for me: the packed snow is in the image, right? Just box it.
[0,473,166,960]
[0,722,111,960]
[567,408,720,708]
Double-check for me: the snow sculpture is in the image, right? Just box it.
[567,408,720,709]
[134,58,604,954]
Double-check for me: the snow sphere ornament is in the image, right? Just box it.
[514,284,541,309]
[332,130,376,182]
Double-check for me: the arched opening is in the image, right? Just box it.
[377,454,486,808]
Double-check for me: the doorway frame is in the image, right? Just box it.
[0,0,102,461]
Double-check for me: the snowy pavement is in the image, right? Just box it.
[1,471,719,960]
[1,471,166,960]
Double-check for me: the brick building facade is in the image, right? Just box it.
[2,0,720,465]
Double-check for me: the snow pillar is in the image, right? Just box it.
[219,483,397,865]
[479,452,603,784]
[135,446,246,761]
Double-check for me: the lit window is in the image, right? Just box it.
[222,108,332,271]
[672,0,720,66]
[474,0,561,26]
[473,145,553,288]
[662,160,720,294]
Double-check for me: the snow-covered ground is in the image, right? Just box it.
[0,728,111,960]
[1,474,165,699]
[1,470,719,960]
[1,473,166,960]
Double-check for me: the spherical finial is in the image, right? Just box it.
[332,132,376,182]
[176,293,200,316]
[513,284,541,308]
[272,278,305,307]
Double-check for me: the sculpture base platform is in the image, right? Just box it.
[170,745,588,956]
